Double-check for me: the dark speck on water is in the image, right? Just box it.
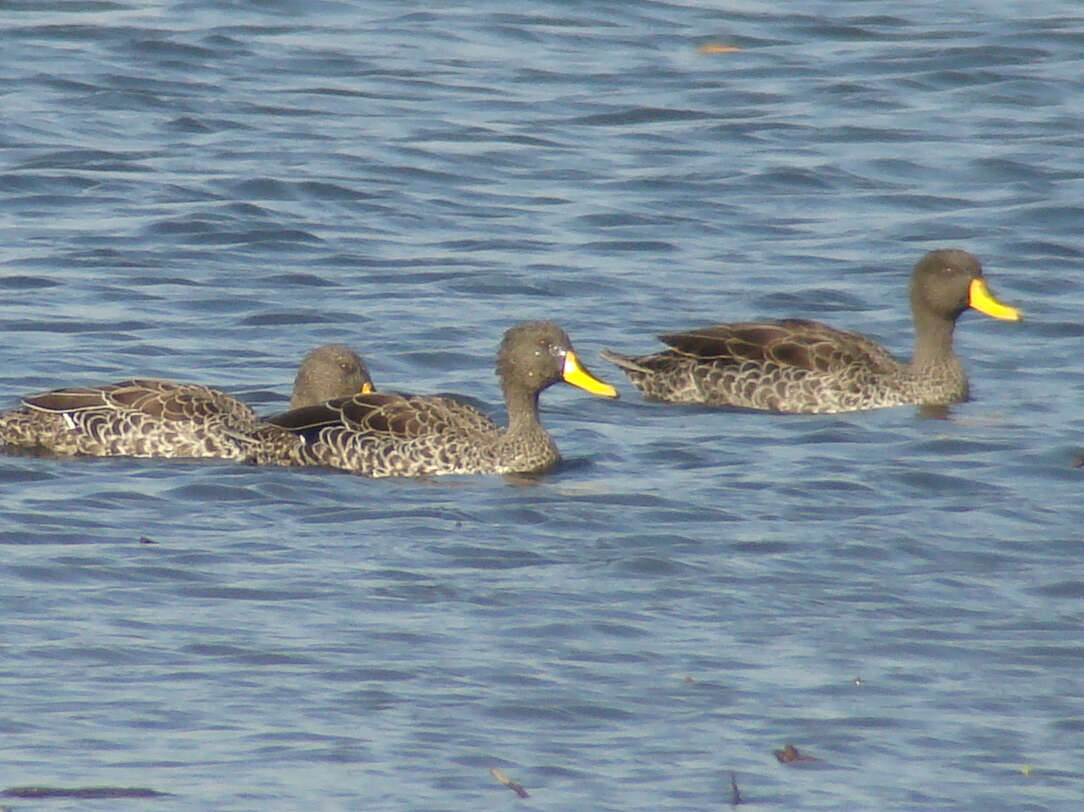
[2,786,169,799]
[0,1,1080,809]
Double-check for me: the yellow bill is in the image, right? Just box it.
[562,351,619,398]
[360,382,374,394]
[969,278,1022,321]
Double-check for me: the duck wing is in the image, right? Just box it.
[7,379,267,458]
[267,392,496,443]
[23,378,260,424]
[659,319,898,374]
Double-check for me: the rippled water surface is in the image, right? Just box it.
[2,1,1083,809]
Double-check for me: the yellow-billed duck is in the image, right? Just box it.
[266,321,618,477]
[0,344,371,459]
[600,249,1020,414]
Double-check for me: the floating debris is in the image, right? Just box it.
[3,786,169,799]
[696,42,742,55]
[774,744,818,764]
[489,767,529,799]
[730,771,743,805]
[139,536,158,544]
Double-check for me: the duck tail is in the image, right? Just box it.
[599,349,651,374]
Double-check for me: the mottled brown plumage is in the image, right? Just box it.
[266,321,618,477]
[602,250,1021,414]
[0,345,371,460]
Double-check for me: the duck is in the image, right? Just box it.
[600,249,1021,414]
[0,344,371,460]
[265,321,618,477]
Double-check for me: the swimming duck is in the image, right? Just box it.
[600,249,1021,414]
[266,321,618,477]
[0,344,371,460]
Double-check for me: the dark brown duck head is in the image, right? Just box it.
[910,249,1021,326]
[495,321,619,404]
[289,344,373,409]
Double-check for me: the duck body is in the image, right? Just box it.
[602,250,1020,415]
[267,321,618,477]
[269,391,559,476]
[0,345,370,460]
[0,379,277,459]
[602,318,967,414]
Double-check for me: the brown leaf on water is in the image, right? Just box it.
[490,767,529,799]
[696,42,742,55]
[774,743,818,764]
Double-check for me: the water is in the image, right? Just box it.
[2,1,1083,809]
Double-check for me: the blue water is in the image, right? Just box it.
[2,1,1083,809]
